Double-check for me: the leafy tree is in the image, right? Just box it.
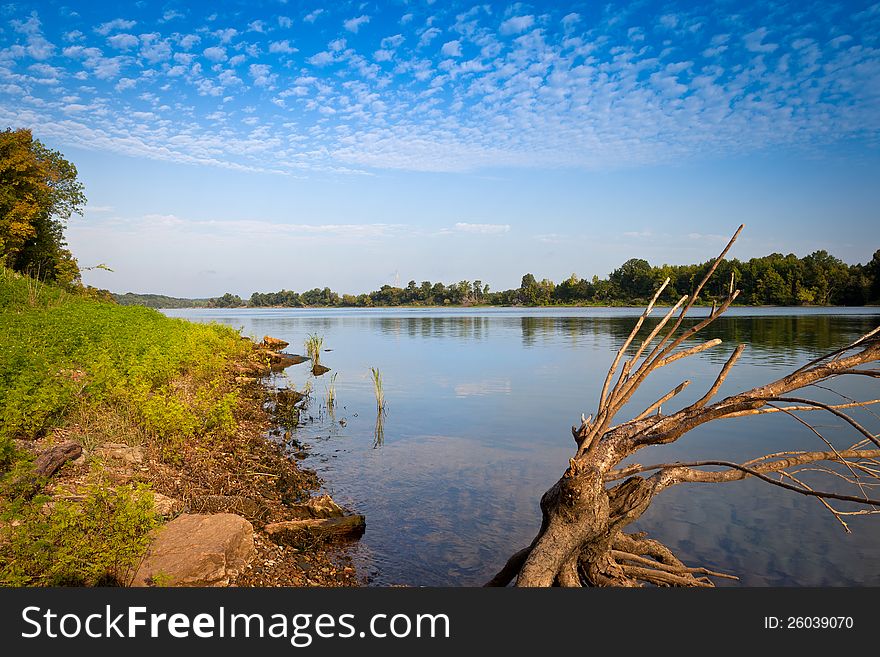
[0,128,86,283]
[609,258,653,299]
[211,293,243,307]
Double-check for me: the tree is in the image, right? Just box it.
[609,258,653,300]
[519,273,539,305]
[489,226,880,587]
[211,293,243,308]
[0,128,86,283]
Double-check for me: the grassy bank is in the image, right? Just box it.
[0,268,248,467]
[0,269,346,586]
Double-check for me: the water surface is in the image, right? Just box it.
[164,306,880,586]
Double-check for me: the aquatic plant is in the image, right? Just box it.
[370,367,385,411]
[326,372,337,409]
[304,333,324,365]
[373,409,384,449]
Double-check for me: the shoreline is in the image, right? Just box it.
[0,284,363,587]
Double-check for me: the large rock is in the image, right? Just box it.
[260,335,289,351]
[132,513,255,587]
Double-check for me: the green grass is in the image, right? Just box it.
[326,372,337,409]
[370,367,385,412]
[0,268,248,469]
[304,333,324,365]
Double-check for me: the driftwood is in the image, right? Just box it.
[263,495,365,546]
[33,441,82,478]
[264,515,366,546]
[9,441,82,499]
[489,225,880,587]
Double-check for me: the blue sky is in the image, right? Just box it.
[1,0,879,297]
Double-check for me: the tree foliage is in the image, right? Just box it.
[243,248,880,309]
[0,128,85,284]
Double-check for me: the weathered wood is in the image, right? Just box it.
[264,515,366,546]
[489,225,880,587]
[33,441,82,478]
[8,441,82,500]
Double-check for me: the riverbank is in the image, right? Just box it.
[0,269,360,587]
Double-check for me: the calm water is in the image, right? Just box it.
[164,307,880,586]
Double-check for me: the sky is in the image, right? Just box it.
[1,0,879,297]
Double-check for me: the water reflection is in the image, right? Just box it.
[164,307,880,586]
[373,410,385,449]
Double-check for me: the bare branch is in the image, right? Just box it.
[778,470,851,533]
[723,398,880,418]
[644,456,880,506]
[633,380,691,422]
[599,277,670,412]
[654,338,723,369]
[684,344,746,412]
[768,397,880,448]
[607,449,880,485]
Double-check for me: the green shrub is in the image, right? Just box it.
[0,478,157,586]
[0,267,249,468]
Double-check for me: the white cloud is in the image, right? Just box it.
[247,20,266,33]
[278,16,293,28]
[304,9,324,23]
[95,18,136,36]
[12,14,55,60]
[454,223,510,235]
[419,27,442,47]
[203,46,227,62]
[344,15,370,33]
[177,34,200,50]
[269,40,297,54]
[249,63,276,87]
[161,10,185,22]
[500,15,534,36]
[107,33,139,50]
[744,27,778,53]
[562,13,580,32]
[214,28,237,44]
[308,51,335,66]
[441,40,462,57]
[382,34,405,49]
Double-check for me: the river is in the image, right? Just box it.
[163,306,880,586]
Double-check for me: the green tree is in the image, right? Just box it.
[609,258,653,299]
[0,128,86,283]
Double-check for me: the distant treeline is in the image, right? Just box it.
[113,293,213,309]
[207,249,879,309]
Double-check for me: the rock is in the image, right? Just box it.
[287,494,346,520]
[276,388,307,407]
[261,336,289,351]
[264,515,366,547]
[152,492,181,517]
[235,376,257,384]
[311,364,331,376]
[94,442,143,465]
[257,350,307,370]
[132,513,255,587]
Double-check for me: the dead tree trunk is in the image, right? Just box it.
[489,225,880,587]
